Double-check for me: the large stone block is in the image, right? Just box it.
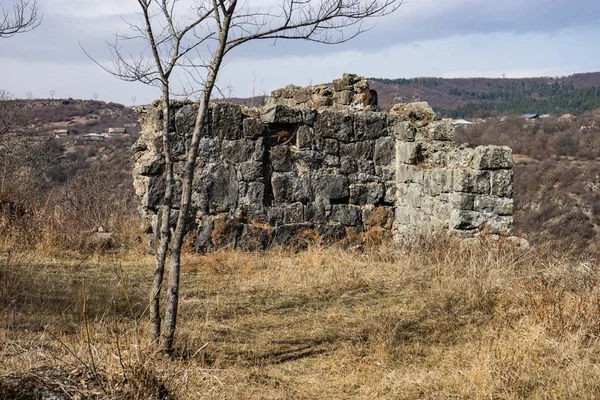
[390,102,436,127]
[349,183,384,205]
[243,117,265,139]
[340,141,373,159]
[442,192,474,210]
[304,202,327,224]
[312,172,349,200]
[353,112,387,140]
[239,161,263,181]
[428,119,454,141]
[491,170,514,197]
[486,216,513,235]
[330,205,362,226]
[139,156,164,176]
[296,125,314,149]
[192,163,239,214]
[452,169,491,194]
[397,141,422,165]
[271,172,312,204]
[261,104,303,124]
[284,202,304,224]
[221,139,256,163]
[374,137,395,166]
[389,118,416,141]
[270,146,293,172]
[314,109,353,142]
[449,210,485,230]
[474,195,513,215]
[471,146,513,170]
[212,103,243,140]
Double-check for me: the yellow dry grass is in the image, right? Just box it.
[3,238,600,399]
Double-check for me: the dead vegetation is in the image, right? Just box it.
[3,238,600,399]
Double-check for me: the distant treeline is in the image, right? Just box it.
[370,75,600,118]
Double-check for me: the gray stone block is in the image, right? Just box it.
[349,183,384,205]
[428,119,454,141]
[486,216,513,235]
[314,109,353,142]
[304,202,327,224]
[267,207,284,227]
[239,161,263,181]
[212,103,243,140]
[397,141,422,165]
[243,117,265,139]
[474,195,513,215]
[284,202,304,224]
[449,210,485,230]
[374,137,395,166]
[491,170,514,197]
[270,146,293,172]
[471,146,513,170]
[389,118,416,141]
[222,139,255,163]
[324,139,339,155]
[271,172,312,204]
[261,104,303,124]
[362,206,393,230]
[452,169,491,194]
[139,156,164,176]
[340,141,374,159]
[330,205,362,226]
[443,193,474,210]
[296,125,314,149]
[312,172,349,200]
[354,112,387,140]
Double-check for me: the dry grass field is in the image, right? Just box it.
[3,237,600,399]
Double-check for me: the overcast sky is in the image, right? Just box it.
[1,0,599,105]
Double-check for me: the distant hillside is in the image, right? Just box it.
[369,72,600,118]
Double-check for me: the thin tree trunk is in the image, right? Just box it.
[150,89,175,343]
[161,8,234,352]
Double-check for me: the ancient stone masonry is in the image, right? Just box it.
[133,74,514,250]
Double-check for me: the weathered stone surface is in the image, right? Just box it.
[296,125,314,149]
[491,170,514,197]
[350,183,384,205]
[304,202,327,224]
[222,139,255,163]
[270,146,293,172]
[390,118,416,141]
[390,102,435,127]
[239,161,263,181]
[474,195,513,215]
[271,223,313,246]
[193,163,238,213]
[428,119,454,141]
[212,103,243,140]
[374,137,394,166]
[453,169,491,194]
[243,117,265,139]
[330,205,362,226]
[271,172,312,204]
[135,75,517,251]
[354,112,387,140]
[363,206,393,230]
[471,146,513,170]
[284,202,304,224]
[340,141,373,159]
[449,210,485,230]
[312,172,349,200]
[139,156,164,176]
[261,104,303,124]
[314,109,353,142]
[397,142,422,165]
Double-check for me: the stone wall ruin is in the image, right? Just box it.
[133,74,514,250]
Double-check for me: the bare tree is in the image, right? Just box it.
[103,0,401,352]
[0,0,41,38]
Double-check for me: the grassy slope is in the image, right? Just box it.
[3,240,600,399]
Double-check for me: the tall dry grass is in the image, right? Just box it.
[2,237,600,398]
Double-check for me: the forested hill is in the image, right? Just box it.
[369,72,600,118]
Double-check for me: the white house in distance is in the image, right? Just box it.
[452,119,475,128]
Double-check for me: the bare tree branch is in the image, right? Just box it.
[0,0,42,38]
